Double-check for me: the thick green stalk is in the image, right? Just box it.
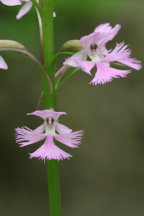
[41,0,55,108]
[41,1,62,216]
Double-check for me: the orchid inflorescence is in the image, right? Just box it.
[0,1,142,162]
[1,1,142,216]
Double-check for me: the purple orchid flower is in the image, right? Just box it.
[64,23,142,85]
[1,0,56,20]
[0,56,8,70]
[15,109,83,161]
[1,0,34,19]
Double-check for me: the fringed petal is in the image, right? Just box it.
[103,42,142,70]
[29,136,72,161]
[15,124,45,147]
[118,58,142,70]
[90,62,130,85]
[103,42,131,62]
[54,130,84,148]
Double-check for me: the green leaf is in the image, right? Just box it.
[0,40,26,50]
[53,40,82,65]
[56,67,80,90]
[53,50,77,64]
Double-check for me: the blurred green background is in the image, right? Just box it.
[0,0,144,215]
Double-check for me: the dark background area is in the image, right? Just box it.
[0,0,144,215]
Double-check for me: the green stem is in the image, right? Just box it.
[41,1,62,216]
[31,0,42,11]
[41,0,55,107]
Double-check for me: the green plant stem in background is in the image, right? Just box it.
[41,0,62,216]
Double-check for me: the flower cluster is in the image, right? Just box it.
[64,23,142,85]
[15,110,83,161]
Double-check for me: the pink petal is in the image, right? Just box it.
[64,50,87,67]
[33,124,45,133]
[54,130,83,148]
[1,0,21,6]
[0,56,8,70]
[79,32,107,50]
[90,62,130,85]
[103,42,131,62]
[64,51,94,75]
[16,1,33,19]
[76,59,95,75]
[15,124,45,147]
[118,58,142,70]
[56,122,72,134]
[94,23,121,42]
[64,57,79,68]
[103,42,142,70]
[27,110,66,121]
[29,136,72,161]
